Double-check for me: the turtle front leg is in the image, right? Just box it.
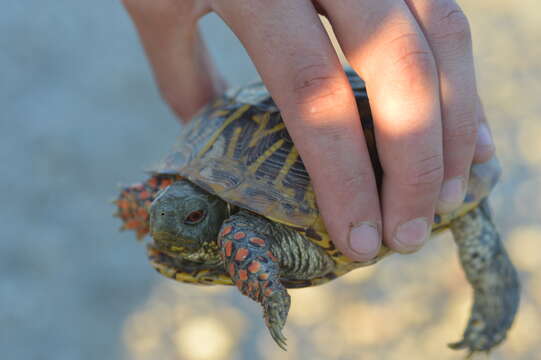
[115,174,179,239]
[219,213,291,350]
[449,200,520,354]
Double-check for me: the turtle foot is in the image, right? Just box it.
[449,200,520,355]
[448,295,516,354]
[264,292,290,351]
[448,321,506,354]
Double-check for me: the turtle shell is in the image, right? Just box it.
[151,70,501,283]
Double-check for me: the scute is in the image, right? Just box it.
[151,70,501,270]
[152,80,324,228]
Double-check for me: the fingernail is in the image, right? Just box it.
[437,176,466,213]
[477,123,493,148]
[349,222,380,260]
[394,217,429,253]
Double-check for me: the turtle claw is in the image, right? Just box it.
[270,325,288,351]
[448,340,468,350]
[448,327,505,354]
[447,344,490,360]
[448,313,509,356]
[447,342,476,360]
[263,292,291,350]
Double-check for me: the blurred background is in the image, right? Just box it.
[2,1,540,359]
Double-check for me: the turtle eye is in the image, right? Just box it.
[184,210,206,224]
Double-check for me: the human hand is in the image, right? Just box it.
[122,0,495,261]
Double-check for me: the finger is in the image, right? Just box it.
[473,97,496,163]
[122,0,224,121]
[404,0,478,213]
[320,0,443,253]
[213,0,382,260]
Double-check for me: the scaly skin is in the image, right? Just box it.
[219,213,291,350]
[449,200,520,355]
[218,210,336,349]
[115,174,179,239]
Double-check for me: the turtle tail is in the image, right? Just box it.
[114,174,180,239]
[448,199,520,354]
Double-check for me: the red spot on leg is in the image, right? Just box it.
[238,270,248,281]
[264,288,273,297]
[220,226,233,237]
[248,261,261,273]
[228,263,236,277]
[235,248,249,262]
[249,237,266,247]
[258,273,269,281]
[233,231,246,240]
[224,241,233,258]
[139,190,150,200]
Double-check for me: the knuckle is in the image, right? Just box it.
[403,153,444,187]
[393,48,434,77]
[431,2,472,45]
[385,33,436,84]
[289,62,350,114]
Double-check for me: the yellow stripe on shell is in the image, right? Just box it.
[248,112,271,147]
[247,139,285,173]
[226,126,242,159]
[259,122,285,139]
[197,104,251,161]
[210,109,231,118]
[248,114,285,148]
[274,147,299,188]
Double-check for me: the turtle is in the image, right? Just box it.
[115,70,519,354]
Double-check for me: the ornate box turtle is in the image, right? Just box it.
[115,71,519,354]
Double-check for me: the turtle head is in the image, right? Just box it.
[149,180,229,264]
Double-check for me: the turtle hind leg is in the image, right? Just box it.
[449,199,520,353]
[219,212,291,350]
[115,174,179,239]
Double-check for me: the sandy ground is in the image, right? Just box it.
[2,1,540,359]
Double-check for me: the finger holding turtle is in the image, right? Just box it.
[122,0,496,261]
